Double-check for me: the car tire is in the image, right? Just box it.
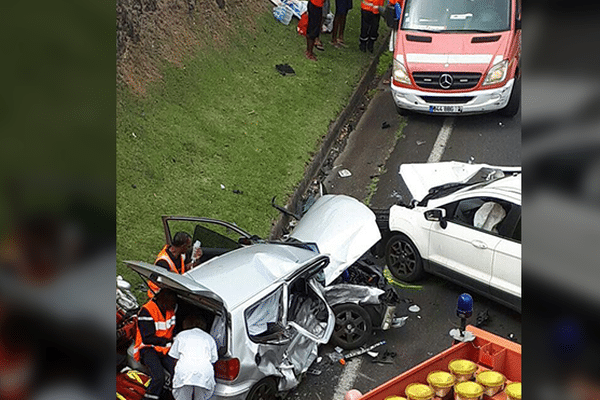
[246,377,278,400]
[385,233,424,282]
[499,75,521,117]
[330,303,372,350]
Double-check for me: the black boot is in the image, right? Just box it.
[367,40,374,53]
[359,39,367,52]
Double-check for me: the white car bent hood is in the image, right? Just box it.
[400,161,521,203]
[290,194,381,286]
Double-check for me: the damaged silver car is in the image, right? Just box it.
[125,194,402,400]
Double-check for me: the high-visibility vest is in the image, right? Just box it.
[133,300,176,362]
[147,245,185,298]
[361,0,384,13]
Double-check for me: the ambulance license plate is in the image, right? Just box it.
[429,105,463,113]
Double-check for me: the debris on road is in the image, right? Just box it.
[344,340,386,360]
[338,169,352,178]
[416,140,426,146]
[328,350,345,365]
[383,268,423,290]
[371,349,397,364]
[381,121,391,129]
[475,309,489,327]
[392,316,408,328]
[307,368,322,375]
[409,305,420,313]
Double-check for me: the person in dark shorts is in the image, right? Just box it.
[306,0,325,60]
[331,0,352,47]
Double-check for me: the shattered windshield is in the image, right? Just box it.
[401,0,511,33]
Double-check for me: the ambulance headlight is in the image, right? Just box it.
[393,56,410,85]
[483,59,508,86]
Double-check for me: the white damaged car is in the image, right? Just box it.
[125,194,401,400]
[382,162,521,312]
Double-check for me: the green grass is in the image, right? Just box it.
[396,117,407,139]
[117,6,390,296]
[364,176,380,206]
[376,49,393,77]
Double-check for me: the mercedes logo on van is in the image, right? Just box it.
[439,73,453,89]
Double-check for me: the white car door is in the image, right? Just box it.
[428,197,507,292]
[490,214,521,303]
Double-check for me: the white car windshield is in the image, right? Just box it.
[401,0,511,33]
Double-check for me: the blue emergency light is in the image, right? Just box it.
[456,293,473,319]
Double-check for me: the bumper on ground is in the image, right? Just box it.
[391,78,515,115]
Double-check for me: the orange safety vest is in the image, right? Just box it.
[133,300,176,362]
[147,245,186,298]
[361,0,384,13]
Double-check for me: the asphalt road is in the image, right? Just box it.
[286,69,522,400]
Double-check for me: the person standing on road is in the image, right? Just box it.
[134,289,178,400]
[306,0,325,60]
[330,0,352,47]
[359,0,385,52]
[147,231,202,298]
[168,315,218,400]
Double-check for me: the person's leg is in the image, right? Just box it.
[338,14,347,43]
[140,348,166,400]
[161,355,176,378]
[314,11,324,49]
[172,386,193,400]
[192,386,214,400]
[367,11,380,52]
[331,15,340,43]
[307,2,321,57]
[359,9,369,52]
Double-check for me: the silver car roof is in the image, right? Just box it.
[186,243,322,309]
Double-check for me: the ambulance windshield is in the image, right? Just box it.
[401,0,511,33]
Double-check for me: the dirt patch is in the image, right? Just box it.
[116,0,269,96]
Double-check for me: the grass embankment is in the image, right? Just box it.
[117,4,392,298]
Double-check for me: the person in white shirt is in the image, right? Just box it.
[168,315,218,400]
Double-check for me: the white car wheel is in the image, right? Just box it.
[385,234,424,282]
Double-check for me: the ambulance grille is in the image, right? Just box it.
[412,72,482,90]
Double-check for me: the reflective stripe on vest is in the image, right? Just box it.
[361,0,383,13]
[155,245,185,274]
[147,245,185,298]
[133,301,176,361]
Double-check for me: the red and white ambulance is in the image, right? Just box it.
[390,0,521,116]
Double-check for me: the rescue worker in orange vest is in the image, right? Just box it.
[147,232,203,298]
[359,0,385,52]
[134,288,178,400]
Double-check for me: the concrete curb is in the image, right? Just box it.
[270,30,392,240]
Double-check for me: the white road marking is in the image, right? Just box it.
[427,117,455,163]
[332,358,363,400]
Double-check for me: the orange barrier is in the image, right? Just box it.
[356,325,521,400]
